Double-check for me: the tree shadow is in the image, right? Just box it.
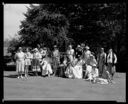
[4,74,18,78]
[4,72,41,78]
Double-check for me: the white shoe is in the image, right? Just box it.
[17,76,20,79]
[21,76,24,78]
[25,75,28,78]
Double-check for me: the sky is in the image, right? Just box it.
[4,4,39,41]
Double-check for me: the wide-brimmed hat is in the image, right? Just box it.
[18,47,22,51]
[69,44,72,48]
[54,45,57,48]
[77,45,81,48]
[34,48,38,52]
[85,46,90,50]
[43,47,47,50]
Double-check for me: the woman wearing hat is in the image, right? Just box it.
[83,45,91,63]
[14,47,25,78]
[85,54,99,81]
[97,48,107,77]
[75,44,83,59]
[52,45,60,76]
[31,48,42,76]
[66,45,75,63]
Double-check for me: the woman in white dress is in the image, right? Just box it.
[40,57,53,77]
[65,56,84,79]
[14,47,25,78]
[85,54,99,81]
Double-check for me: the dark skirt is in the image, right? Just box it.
[32,59,40,66]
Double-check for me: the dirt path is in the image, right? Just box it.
[4,71,126,102]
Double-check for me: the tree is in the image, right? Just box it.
[18,4,70,51]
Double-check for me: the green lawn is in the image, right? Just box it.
[4,71,126,102]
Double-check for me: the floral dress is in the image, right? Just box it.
[31,52,41,72]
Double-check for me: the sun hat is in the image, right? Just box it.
[34,48,38,52]
[85,46,90,50]
[18,47,22,51]
[54,45,57,48]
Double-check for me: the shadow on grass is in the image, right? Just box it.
[4,74,18,78]
[4,72,37,78]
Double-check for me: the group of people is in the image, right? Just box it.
[14,43,117,84]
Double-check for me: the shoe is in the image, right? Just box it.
[21,76,24,78]
[25,75,28,78]
[17,76,20,79]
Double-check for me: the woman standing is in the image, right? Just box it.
[40,57,53,77]
[52,45,60,76]
[31,48,42,76]
[14,47,25,78]
[24,48,32,78]
[66,45,75,63]
[97,48,106,77]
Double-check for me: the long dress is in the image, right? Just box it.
[31,52,41,72]
[52,49,60,75]
[65,59,83,79]
[85,57,99,80]
[15,51,25,73]
[97,52,106,76]
[41,58,53,76]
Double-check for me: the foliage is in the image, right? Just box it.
[8,3,126,71]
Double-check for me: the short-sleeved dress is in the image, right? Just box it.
[15,52,25,72]
[24,52,32,66]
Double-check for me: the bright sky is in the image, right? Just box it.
[4,4,39,41]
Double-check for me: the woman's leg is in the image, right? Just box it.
[25,65,28,77]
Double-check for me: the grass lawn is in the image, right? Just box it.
[3,71,126,102]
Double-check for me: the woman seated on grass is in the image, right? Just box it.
[65,55,84,79]
[40,54,53,77]
[85,54,99,81]
[92,65,114,84]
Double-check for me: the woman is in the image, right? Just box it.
[52,45,60,76]
[40,57,53,77]
[65,56,84,79]
[14,47,25,78]
[85,54,99,81]
[66,45,75,63]
[40,47,47,59]
[97,48,106,77]
[24,48,32,78]
[31,48,42,76]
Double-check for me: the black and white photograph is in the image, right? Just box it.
[3,2,126,102]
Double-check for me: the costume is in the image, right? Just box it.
[52,49,60,76]
[31,51,41,72]
[40,58,53,76]
[97,52,106,76]
[65,58,83,79]
[67,49,74,63]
